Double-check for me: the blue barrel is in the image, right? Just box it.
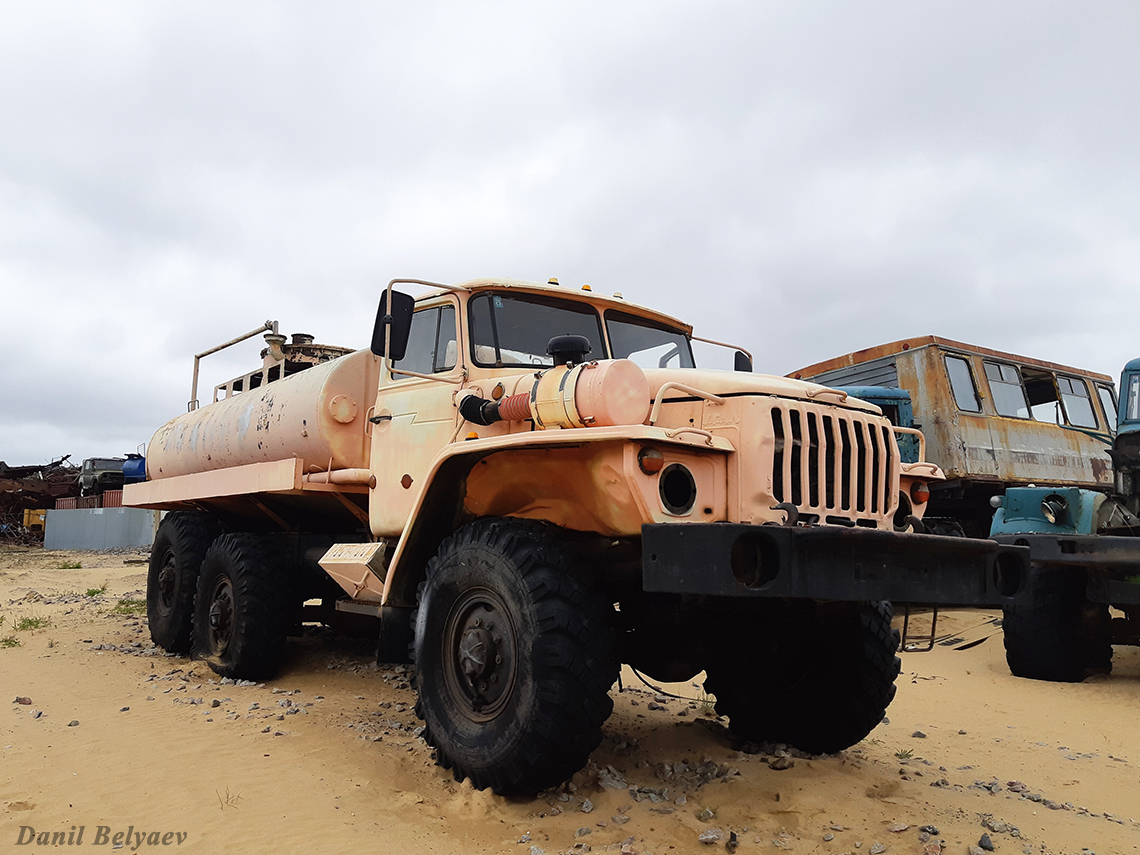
[123,455,147,484]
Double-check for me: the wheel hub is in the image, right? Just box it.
[207,577,235,656]
[156,555,177,613]
[442,589,516,722]
[459,626,495,680]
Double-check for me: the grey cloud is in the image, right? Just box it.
[2,1,1138,463]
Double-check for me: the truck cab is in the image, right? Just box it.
[1109,357,1140,507]
[79,457,126,496]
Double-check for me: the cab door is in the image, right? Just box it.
[369,299,462,536]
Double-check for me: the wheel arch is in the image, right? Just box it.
[382,428,726,607]
[383,450,489,607]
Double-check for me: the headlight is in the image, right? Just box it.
[1041,494,1069,525]
[659,464,697,515]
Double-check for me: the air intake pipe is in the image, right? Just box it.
[459,392,531,426]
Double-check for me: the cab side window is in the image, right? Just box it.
[983,361,1029,418]
[1020,366,1066,423]
[944,355,981,412]
[1058,376,1097,428]
[393,305,457,376]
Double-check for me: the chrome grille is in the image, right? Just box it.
[770,403,897,523]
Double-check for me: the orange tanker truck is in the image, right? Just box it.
[125,277,1027,794]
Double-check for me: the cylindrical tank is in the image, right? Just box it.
[147,349,379,480]
[530,359,650,429]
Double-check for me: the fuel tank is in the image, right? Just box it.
[147,349,380,479]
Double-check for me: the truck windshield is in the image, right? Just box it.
[1129,374,1140,422]
[605,310,695,369]
[468,292,606,367]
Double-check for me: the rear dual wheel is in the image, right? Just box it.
[147,512,221,653]
[191,534,290,679]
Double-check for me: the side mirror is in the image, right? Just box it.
[734,351,753,372]
[370,290,415,359]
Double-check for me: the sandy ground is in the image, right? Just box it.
[1,547,1138,855]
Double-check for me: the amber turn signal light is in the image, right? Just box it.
[910,482,930,504]
[638,447,665,474]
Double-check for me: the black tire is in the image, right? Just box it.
[923,518,967,538]
[191,534,289,679]
[1081,602,1114,676]
[147,511,221,653]
[705,601,900,754]
[1003,566,1112,682]
[412,518,617,795]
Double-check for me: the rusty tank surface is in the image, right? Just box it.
[147,348,379,479]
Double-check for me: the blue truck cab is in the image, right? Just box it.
[1109,358,1140,504]
[831,386,919,464]
[1117,357,1140,437]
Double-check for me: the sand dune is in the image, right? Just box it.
[2,548,1137,854]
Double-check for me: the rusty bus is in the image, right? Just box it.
[790,336,1118,537]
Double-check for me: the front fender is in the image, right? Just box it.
[380,426,734,606]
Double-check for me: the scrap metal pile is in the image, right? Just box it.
[0,456,80,545]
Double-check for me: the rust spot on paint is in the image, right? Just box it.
[401,474,413,490]
[1091,456,1111,482]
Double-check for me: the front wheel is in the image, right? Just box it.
[413,518,617,795]
[705,601,900,754]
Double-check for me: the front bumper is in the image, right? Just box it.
[991,533,1140,606]
[642,523,1028,606]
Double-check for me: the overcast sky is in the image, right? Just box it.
[3,2,1138,465]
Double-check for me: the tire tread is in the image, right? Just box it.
[413,518,617,794]
[191,533,289,679]
[147,511,221,653]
